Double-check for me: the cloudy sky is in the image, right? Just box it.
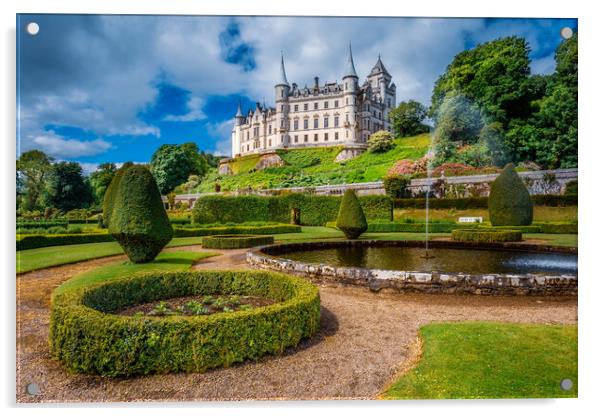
[16,14,577,173]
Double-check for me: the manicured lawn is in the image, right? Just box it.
[524,233,578,247]
[54,251,217,295]
[394,206,578,223]
[381,322,577,399]
[17,236,208,274]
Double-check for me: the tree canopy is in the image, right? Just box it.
[43,161,94,212]
[89,162,117,205]
[17,150,53,210]
[150,142,209,194]
[389,100,429,137]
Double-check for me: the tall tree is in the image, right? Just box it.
[181,142,209,177]
[16,150,53,210]
[44,161,93,211]
[151,143,207,195]
[89,162,117,204]
[389,100,429,137]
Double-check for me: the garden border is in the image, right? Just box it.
[201,234,274,249]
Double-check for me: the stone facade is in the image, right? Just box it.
[231,46,396,157]
[247,240,577,296]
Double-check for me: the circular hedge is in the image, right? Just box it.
[452,229,522,243]
[201,234,274,249]
[49,270,320,377]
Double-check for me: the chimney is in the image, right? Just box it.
[314,76,319,88]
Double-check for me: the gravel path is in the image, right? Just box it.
[16,245,577,403]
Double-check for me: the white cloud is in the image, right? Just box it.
[31,131,111,158]
[164,96,206,122]
[206,119,234,156]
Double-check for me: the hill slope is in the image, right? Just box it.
[191,134,430,193]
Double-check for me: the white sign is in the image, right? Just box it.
[458,216,483,223]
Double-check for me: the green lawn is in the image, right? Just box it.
[382,322,577,399]
[54,251,217,296]
[16,236,208,274]
[395,206,578,223]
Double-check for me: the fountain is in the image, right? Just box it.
[421,135,436,259]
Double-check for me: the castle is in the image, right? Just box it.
[231,46,396,157]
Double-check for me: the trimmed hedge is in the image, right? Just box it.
[393,194,577,209]
[17,233,115,251]
[488,164,533,226]
[534,222,578,234]
[174,224,301,237]
[335,189,368,239]
[201,234,274,249]
[16,220,69,229]
[326,221,478,233]
[192,194,392,226]
[452,229,523,243]
[49,270,320,377]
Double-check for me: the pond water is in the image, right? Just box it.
[281,246,577,275]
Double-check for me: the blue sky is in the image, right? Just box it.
[16,15,577,173]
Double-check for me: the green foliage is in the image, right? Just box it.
[452,229,523,243]
[49,270,320,376]
[565,180,577,195]
[389,100,429,137]
[174,224,301,237]
[43,161,94,211]
[108,165,173,263]
[394,194,576,209]
[383,175,411,198]
[326,221,479,233]
[201,234,274,249]
[367,130,394,153]
[17,233,115,251]
[16,219,69,229]
[89,163,117,205]
[16,150,53,210]
[192,194,392,226]
[488,163,533,226]
[335,190,368,239]
[150,143,208,195]
[102,161,133,228]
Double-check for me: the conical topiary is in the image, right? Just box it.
[108,164,173,263]
[488,163,533,226]
[336,189,368,239]
[102,161,133,228]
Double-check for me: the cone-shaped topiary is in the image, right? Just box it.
[102,161,133,228]
[488,163,533,226]
[108,164,173,263]
[336,189,368,239]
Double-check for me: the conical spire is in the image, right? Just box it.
[370,54,390,76]
[277,51,289,86]
[344,43,358,78]
[235,100,243,117]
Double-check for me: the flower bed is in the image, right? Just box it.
[452,229,523,243]
[49,270,320,377]
[201,234,274,249]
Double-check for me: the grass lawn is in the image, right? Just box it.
[17,236,209,274]
[54,251,217,296]
[381,322,577,399]
[394,206,578,223]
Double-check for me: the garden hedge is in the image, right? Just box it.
[201,234,274,249]
[174,224,300,237]
[49,270,320,377]
[488,164,534,226]
[335,189,368,239]
[393,194,577,209]
[192,194,392,226]
[16,220,69,229]
[17,233,115,251]
[452,229,523,243]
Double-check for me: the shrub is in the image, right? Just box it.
[534,222,578,234]
[488,163,533,226]
[108,165,173,263]
[335,190,368,239]
[431,163,479,177]
[367,130,394,153]
[102,161,133,228]
[16,234,115,251]
[478,225,542,233]
[565,180,577,195]
[49,270,320,377]
[192,194,392,226]
[201,234,274,249]
[383,174,411,198]
[387,159,420,176]
[16,220,69,229]
[173,224,300,237]
[452,229,522,243]
[66,225,83,234]
[394,194,577,209]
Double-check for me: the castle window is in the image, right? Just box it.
[313,118,319,129]
[345,98,348,105]
[345,82,348,90]
[304,134,308,142]
[335,132,339,140]
[345,113,349,122]
[303,119,309,129]
[246,131,249,140]
[269,125,272,134]
[304,103,308,111]
[334,116,339,127]
[294,135,298,143]
[281,119,285,128]
[314,134,318,142]
[281,135,284,143]
[324,117,329,128]
[294,104,298,112]
[314,102,318,110]
[269,139,272,146]
[346,130,349,138]
[324,133,329,141]
[387,99,391,108]
[294,120,299,130]
[324,101,329,109]
[334,100,339,108]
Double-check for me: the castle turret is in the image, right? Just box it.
[275,52,290,147]
[342,44,359,143]
[232,101,245,156]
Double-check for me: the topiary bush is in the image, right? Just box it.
[488,163,533,226]
[102,161,133,228]
[367,130,394,153]
[49,270,320,377]
[452,229,523,243]
[107,165,173,263]
[201,234,274,249]
[335,189,368,239]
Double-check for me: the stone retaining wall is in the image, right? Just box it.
[247,240,577,296]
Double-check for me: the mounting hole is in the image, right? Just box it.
[26,383,40,395]
[560,378,573,391]
[26,22,40,36]
[560,27,573,40]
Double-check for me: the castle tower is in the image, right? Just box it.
[342,44,359,143]
[367,55,395,129]
[275,52,291,147]
[232,101,245,156]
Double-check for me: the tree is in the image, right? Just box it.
[367,130,394,153]
[150,143,208,195]
[488,163,533,226]
[389,100,429,137]
[89,162,117,204]
[108,165,173,263]
[335,189,368,239]
[16,150,53,210]
[44,161,93,212]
